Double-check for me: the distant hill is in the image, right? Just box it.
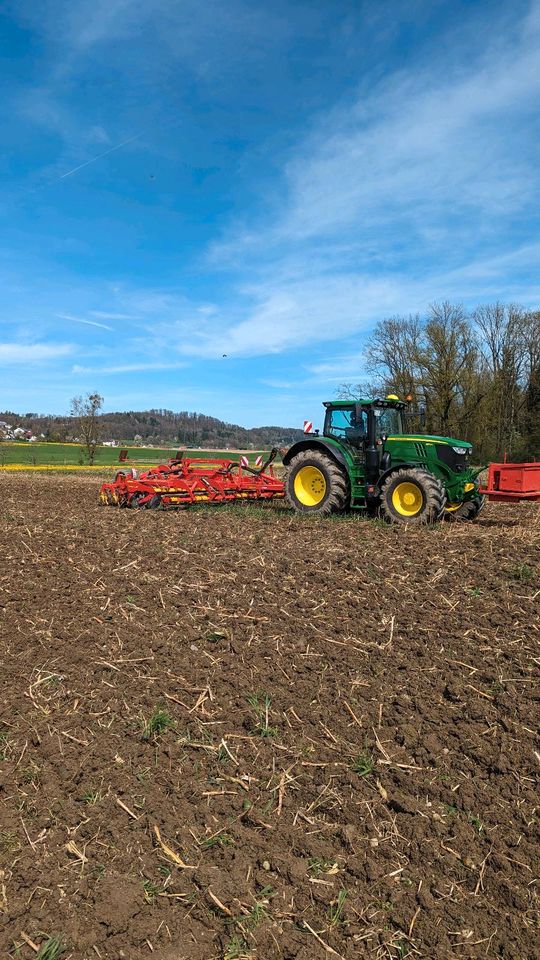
[0,408,305,448]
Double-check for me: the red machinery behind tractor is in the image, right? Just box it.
[480,461,540,503]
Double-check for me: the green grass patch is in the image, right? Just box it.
[352,751,375,777]
[36,936,65,960]
[247,693,277,738]
[0,441,271,468]
[200,831,235,850]
[141,708,174,741]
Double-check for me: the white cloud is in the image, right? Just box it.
[307,353,368,382]
[184,275,412,357]
[176,242,540,360]
[200,2,540,357]
[280,68,540,242]
[0,343,73,363]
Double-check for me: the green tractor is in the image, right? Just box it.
[283,396,484,523]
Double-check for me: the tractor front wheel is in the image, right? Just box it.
[379,468,445,524]
[285,450,349,514]
[444,495,485,522]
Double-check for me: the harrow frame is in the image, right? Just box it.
[99,452,285,509]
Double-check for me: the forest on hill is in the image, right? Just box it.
[0,408,304,448]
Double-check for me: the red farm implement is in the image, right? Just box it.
[480,461,540,503]
[99,451,285,509]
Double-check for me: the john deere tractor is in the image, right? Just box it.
[283,396,484,523]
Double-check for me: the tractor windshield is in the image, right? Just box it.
[325,405,367,442]
[373,406,403,436]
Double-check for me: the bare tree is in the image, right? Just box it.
[417,302,485,437]
[337,381,375,400]
[70,392,103,465]
[364,315,422,398]
[359,304,485,439]
[473,303,528,455]
[340,300,540,458]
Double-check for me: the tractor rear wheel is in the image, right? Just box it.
[379,468,445,524]
[444,495,485,522]
[285,450,348,514]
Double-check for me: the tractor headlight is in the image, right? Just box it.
[452,446,468,455]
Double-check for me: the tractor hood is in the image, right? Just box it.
[387,435,472,450]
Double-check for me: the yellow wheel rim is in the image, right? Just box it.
[294,465,327,507]
[392,481,423,517]
[445,501,463,513]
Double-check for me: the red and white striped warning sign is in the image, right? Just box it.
[303,420,313,433]
[255,455,263,467]
[240,455,249,467]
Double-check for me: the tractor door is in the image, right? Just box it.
[324,405,367,451]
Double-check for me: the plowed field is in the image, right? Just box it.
[0,475,538,960]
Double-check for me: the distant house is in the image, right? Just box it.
[0,420,14,440]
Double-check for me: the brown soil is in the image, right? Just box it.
[0,474,538,960]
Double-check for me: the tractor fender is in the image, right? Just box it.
[374,462,418,493]
[282,439,348,470]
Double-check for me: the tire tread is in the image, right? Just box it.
[380,467,446,524]
[285,450,349,514]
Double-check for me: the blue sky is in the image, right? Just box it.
[1,0,540,428]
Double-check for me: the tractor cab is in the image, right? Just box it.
[323,397,405,446]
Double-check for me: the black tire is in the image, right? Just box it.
[130,492,147,509]
[379,467,446,524]
[285,450,349,514]
[444,495,485,522]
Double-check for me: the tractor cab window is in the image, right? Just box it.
[325,406,367,443]
[373,407,403,437]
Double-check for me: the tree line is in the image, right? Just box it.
[339,302,540,461]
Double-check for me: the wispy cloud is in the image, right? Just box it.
[200,2,540,357]
[0,343,73,363]
[306,353,369,382]
[276,34,540,244]
[58,314,114,332]
[90,310,139,321]
[72,360,189,374]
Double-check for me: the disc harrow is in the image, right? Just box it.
[99,450,285,509]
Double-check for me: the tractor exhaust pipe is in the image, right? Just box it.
[364,406,380,485]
